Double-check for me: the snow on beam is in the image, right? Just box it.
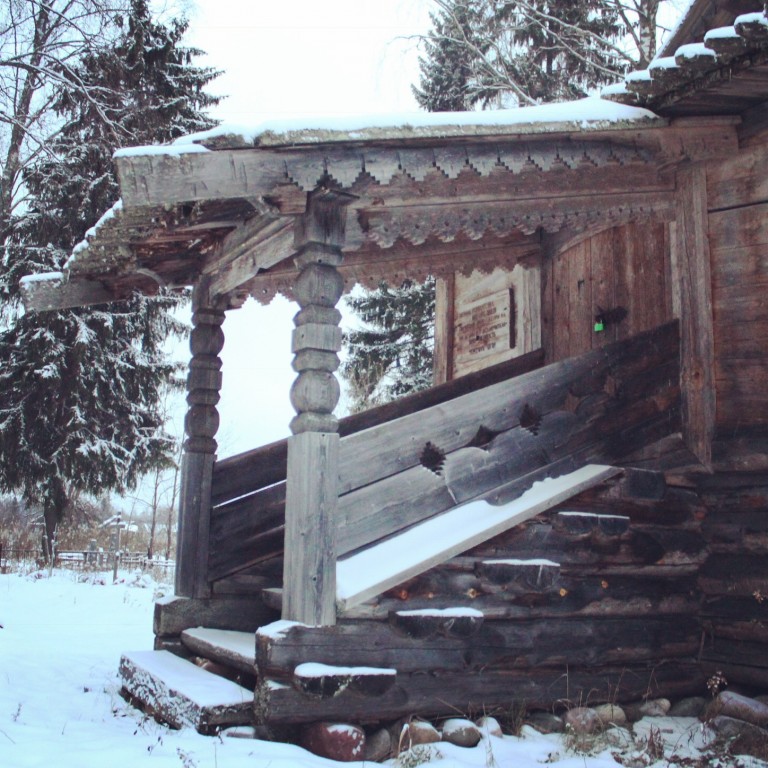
[335,464,620,611]
[20,272,113,312]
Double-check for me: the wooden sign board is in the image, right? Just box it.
[435,265,541,381]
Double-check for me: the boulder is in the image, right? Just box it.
[364,727,392,762]
[624,698,670,721]
[526,711,565,734]
[564,707,601,735]
[301,722,366,762]
[441,718,481,747]
[399,720,441,749]
[708,715,768,760]
[476,715,503,738]
[594,703,627,727]
[669,696,707,718]
[715,691,768,728]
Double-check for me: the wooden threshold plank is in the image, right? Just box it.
[335,463,620,610]
[181,628,256,675]
[119,650,253,732]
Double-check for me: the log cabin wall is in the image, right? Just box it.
[706,128,768,437]
[542,221,673,363]
[695,123,768,689]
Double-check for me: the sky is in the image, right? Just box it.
[175,0,433,458]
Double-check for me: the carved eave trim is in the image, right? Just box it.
[114,121,734,211]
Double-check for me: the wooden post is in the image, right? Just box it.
[176,278,225,598]
[283,187,354,626]
[671,163,715,468]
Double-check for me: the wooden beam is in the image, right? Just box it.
[21,273,114,312]
[671,163,715,467]
[433,274,456,384]
[205,217,294,299]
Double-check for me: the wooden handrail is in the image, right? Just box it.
[210,348,545,507]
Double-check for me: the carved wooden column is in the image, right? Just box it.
[176,278,225,598]
[283,187,353,626]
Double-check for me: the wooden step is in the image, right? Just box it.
[181,627,256,675]
[119,650,253,734]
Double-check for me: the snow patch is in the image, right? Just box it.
[294,663,396,678]
[675,42,717,60]
[735,11,768,28]
[481,558,560,567]
[704,25,741,42]
[395,607,484,618]
[256,619,307,639]
[19,271,64,286]
[558,511,630,521]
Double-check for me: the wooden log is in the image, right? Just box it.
[256,662,705,724]
[257,616,697,681]
[699,554,768,597]
[120,650,254,733]
[181,628,256,675]
[154,595,277,638]
[283,432,338,625]
[292,663,397,699]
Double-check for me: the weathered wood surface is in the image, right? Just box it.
[120,650,254,733]
[210,349,545,507]
[256,662,705,724]
[176,281,225,598]
[545,222,671,362]
[671,163,715,467]
[154,595,277,638]
[181,628,256,675]
[209,323,679,583]
[256,616,698,680]
[336,323,680,554]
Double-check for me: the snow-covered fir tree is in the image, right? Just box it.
[341,279,435,412]
[414,0,666,110]
[0,0,220,557]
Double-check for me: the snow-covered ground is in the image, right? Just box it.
[0,569,763,768]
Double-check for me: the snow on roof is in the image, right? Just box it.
[704,25,741,41]
[675,42,717,60]
[736,11,768,27]
[112,96,660,160]
[19,271,63,286]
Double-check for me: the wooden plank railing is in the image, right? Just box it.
[208,350,544,582]
[209,322,680,583]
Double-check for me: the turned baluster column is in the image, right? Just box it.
[176,278,225,598]
[283,187,353,626]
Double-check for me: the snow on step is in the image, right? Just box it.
[390,607,484,639]
[293,662,397,699]
[556,510,630,535]
[120,650,253,733]
[336,464,619,609]
[181,627,255,675]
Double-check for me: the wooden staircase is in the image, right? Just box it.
[121,321,703,731]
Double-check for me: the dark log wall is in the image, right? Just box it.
[706,132,768,436]
[543,222,672,362]
[255,477,708,724]
[698,473,768,689]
